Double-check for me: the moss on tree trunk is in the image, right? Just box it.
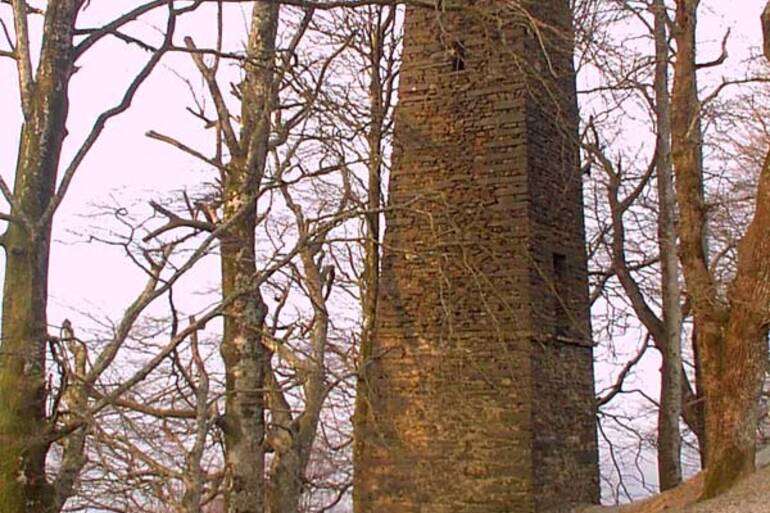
[0,3,80,511]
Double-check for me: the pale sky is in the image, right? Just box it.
[0,0,765,327]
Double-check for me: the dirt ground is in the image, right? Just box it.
[580,462,770,513]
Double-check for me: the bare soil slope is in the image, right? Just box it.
[582,464,770,513]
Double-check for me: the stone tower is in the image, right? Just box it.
[354,2,599,513]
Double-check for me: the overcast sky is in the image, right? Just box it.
[0,0,764,327]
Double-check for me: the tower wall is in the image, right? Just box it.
[354,3,599,512]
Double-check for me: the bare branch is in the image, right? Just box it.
[598,337,651,408]
[696,28,730,69]
[40,7,178,231]
[73,0,170,58]
[10,0,33,116]
[183,36,240,155]
[143,200,215,242]
[146,130,227,171]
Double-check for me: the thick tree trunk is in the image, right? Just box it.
[698,147,770,496]
[672,0,741,497]
[0,3,81,511]
[652,0,684,490]
[700,314,767,497]
[0,198,55,513]
[220,4,278,513]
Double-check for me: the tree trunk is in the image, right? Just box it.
[652,0,684,490]
[0,187,55,513]
[361,9,386,385]
[701,311,767,497]
[268,446,306,513]
[266,242,329,513]
[266,340,325,513]
[53,322,88,512]
[220,4,278,513]
[0,3,82,511]
[689,325,708,464]
[353,11,389,502]
[266,405,325,513]
[220,161,268,513]
[672,0,738,497]
[698,146,770,497]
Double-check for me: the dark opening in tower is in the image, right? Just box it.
[451,40,466,71]
[553,252,569,337]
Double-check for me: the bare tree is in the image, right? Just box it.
[651,0,684,490]
[576,0,706,495]
[670,0,770,497]
[0,2,207,510]
[142,5,385,512]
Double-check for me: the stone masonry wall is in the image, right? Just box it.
[521,2,600,511]
[354,2,599,512]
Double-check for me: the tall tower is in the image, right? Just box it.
[354,2,599,513]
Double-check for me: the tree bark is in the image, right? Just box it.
[672,0,770,498]
[219,4,278,513]
[0,3,82,511]
[219,156,269,513]
[353,11,392,504]
[53,322,88,512]
[653,0,684,490]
